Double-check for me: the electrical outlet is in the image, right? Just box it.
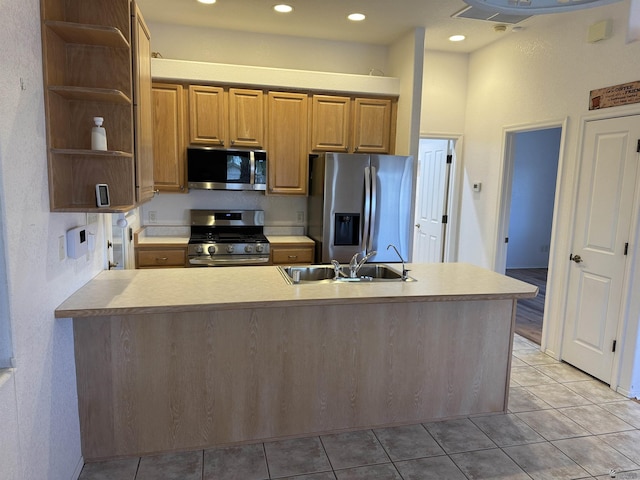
[148,210,157,224]
[296,211,304,223]
[58,235,66,261]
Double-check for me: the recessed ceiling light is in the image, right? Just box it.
[273,4,293,13]
[449,34,466,42]
[197,0,216,4]
[348,13,366,22]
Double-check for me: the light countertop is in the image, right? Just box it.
[135,235,190,246]
[266,235,314,244]
[55,263,538,318]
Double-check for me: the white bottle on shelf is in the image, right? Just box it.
[91,117,108,151]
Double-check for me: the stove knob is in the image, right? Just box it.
[244,245,253,253]
[255,244,264,253]
[195,245,204,254]
[226,245,235,254]
[208,245,216,255]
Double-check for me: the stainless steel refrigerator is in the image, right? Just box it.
[308,152,414,264]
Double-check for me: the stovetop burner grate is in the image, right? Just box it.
[189,226,268,244]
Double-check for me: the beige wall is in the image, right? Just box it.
[458,0,640,395]
[388,28,425,158]
[420,50,468,136]
[146,22,389,76]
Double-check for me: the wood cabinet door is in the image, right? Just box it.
[353,97,392,154]
[229,88,264,148]
[135,247,187,268]
[152,83,187,193]
[267,92,309,195]
[271,245,315,264]
[311,95,350,152]
[132,2,155,204]
[189,85,226,146]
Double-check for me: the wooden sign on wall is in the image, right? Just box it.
[589,80,640,110]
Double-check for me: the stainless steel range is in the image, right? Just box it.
[187,209,270,267]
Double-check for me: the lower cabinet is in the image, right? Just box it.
[135,246,187,268]
[270,244,314,265]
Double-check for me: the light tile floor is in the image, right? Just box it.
[78,334,640,480]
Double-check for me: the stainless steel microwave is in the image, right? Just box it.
[187,147,267,191]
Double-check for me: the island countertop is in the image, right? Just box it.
[55,263,538,318]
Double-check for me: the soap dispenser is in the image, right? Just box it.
[91,117,108,151]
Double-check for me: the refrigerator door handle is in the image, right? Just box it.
[363,166,371,252]
[368,166,377,252]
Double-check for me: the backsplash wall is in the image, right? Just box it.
[140,190,307,234]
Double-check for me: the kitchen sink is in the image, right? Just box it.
[278,264,415,284]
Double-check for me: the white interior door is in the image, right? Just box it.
[562,115,640,383]
[413,139,450,263]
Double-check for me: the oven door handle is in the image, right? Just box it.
[188,256,271,266]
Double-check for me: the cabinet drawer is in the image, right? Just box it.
[136,248,186,268]
[271,246,314,265]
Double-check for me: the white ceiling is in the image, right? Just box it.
[136,0,553,53]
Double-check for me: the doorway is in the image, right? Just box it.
[500,126,562,344]
[412,137,458,263]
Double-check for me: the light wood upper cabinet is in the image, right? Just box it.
[267,92,309,195]
[311,95,351,152]
[353,97,393,154]
[228,88,264,148]
[188,85,226,146]
[152,83,187,193]
[188,86,265,148]
[132,2,154,204]
[311,95,396,154]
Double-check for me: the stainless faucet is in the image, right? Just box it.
[349,251,377,278]
[387,244,410,281]
[331,259,346,280]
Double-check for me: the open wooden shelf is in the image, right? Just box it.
[53,204,137,213]
[41,0,144,212]
[49,86,131,104]
[50,148,133,157]
[45,21,129,48]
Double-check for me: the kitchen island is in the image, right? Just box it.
[56,263,537,460]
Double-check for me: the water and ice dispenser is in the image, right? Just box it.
[334,214,360,246]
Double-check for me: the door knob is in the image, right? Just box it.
[415,224,421,228]
[569,254,583,263]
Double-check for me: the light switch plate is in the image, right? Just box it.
[473,182,482,192]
